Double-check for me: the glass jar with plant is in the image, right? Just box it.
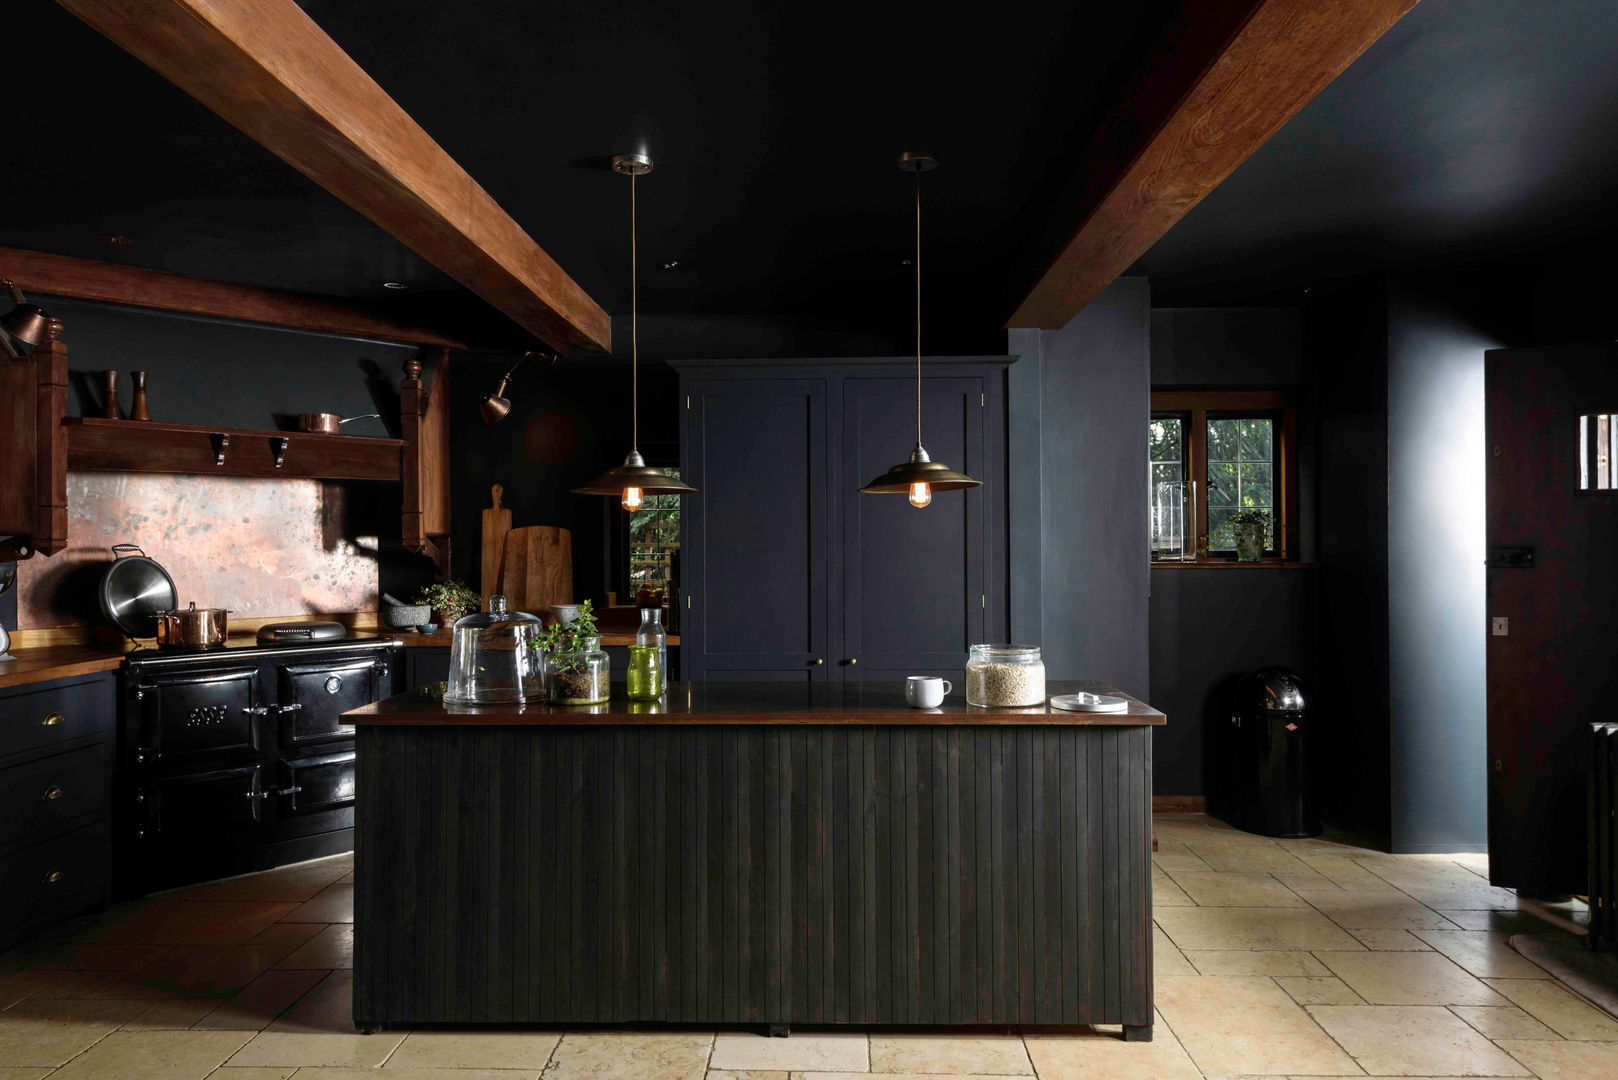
[416,580,480,628]
[534,599,611,704]
[1227,508,1272,562]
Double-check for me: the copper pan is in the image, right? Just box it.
[298,412,380,434]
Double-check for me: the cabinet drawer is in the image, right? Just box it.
[0,822,108,930]
[0,745,105,847]
[0,678,112,760]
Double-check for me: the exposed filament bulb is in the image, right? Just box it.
[621,486,644,511]
[908,482,932,509]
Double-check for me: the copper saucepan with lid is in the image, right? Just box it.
[297,412,380,435]
[154,602,231,649]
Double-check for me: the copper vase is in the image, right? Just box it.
[100,370,121,420]
[129,370,151,421]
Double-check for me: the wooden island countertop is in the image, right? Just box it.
[346,678,1163,726]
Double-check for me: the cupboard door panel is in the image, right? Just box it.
[683,379,832,679]
[842,376,987,676]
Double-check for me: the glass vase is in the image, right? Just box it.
[546,635,610,704]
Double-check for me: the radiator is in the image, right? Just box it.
[1591,723,1618,949]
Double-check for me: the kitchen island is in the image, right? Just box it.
[346,681,1163,1038]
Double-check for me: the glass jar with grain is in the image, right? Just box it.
[965,644,1046,707]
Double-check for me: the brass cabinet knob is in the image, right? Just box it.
[41,712,64,727]
[840,658,858,666]
[41,785,64,801]
[810,658,824,666]
[43,868,62,885]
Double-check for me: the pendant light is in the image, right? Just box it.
[573,152,696,510]
[859,151,980,508]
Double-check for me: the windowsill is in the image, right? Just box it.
[1151,558,1317,569]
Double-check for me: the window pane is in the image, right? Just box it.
[1149,418,1183,463]
[1206,416,1277,553]
[1207,418,1240,463]
[1240,462,1274,507]
[1241,418,1273,461]
[1207,461,1236,506]
[628,468,681,596]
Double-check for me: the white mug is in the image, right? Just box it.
[905,675,953,709]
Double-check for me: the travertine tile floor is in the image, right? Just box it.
[2,813,1615,1079]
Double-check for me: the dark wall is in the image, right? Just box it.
[1009,278,1151,696]
[1150,307,1306,386]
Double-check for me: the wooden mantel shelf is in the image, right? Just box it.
[64,417,405,482]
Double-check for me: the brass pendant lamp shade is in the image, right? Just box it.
[859,152,980,508]
[573,153,696,510]
[1,279,49,349]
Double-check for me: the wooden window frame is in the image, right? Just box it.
[1150,390,1298,562]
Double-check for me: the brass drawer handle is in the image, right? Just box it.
[41,785,64,801]
[41,712,64,727]
[43,868,62,885]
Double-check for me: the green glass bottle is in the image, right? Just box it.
[626,643,663,700]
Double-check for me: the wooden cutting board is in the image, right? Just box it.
[498,526,572,614]
[480,484,512,599]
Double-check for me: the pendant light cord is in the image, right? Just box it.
[631,169,639,452]
[914,168,922,447]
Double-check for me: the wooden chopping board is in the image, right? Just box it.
[480,484,511,599]
[498,526,572,614]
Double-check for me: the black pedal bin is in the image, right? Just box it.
[1230,667,1318,838]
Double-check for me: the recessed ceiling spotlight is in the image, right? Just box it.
[382,281,408,290]
[659,260,679,271]
[99,234,133,247]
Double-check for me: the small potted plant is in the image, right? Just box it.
[1227,508,1272,562]
[533,599,610,704]
[416,580,480,629]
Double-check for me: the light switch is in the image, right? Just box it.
[1492,616,1509,636]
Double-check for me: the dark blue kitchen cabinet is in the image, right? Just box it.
[677,360,1009,683]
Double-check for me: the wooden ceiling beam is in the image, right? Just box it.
[55,0,611,353]
[0,246,465,347]
[1008,0,1420,330]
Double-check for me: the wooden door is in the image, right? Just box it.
[1486,343,1618,895]
[839,375,989,683]
[681,378,833,681]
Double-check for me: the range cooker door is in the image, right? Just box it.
[276,748,356,839]
[276,655,388,750]
[138,763,267,840]
[132,664,263,766]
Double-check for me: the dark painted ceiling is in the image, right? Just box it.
[4,0,1176,349]
[1133,0,1618,306]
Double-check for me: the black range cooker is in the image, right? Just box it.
[119,634,400,894]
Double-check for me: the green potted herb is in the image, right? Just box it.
[533,599,610,704]
[416,580,480,628]
[1227,508,1272,562]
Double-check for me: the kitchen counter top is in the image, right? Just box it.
[347,678,1163,726]
[0,645,126,690]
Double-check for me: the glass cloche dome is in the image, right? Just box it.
[443,594,545,704]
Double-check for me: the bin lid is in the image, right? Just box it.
[1236,667,1307,713]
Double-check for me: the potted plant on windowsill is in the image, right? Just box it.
[1227,508,1272,563]
[416,580,479,630]
[533,599,610,704]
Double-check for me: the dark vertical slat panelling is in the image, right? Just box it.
[939,727,958,1024]
[1060,730,1081,1021]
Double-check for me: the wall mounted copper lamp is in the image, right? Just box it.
[858,151,980,508]
[479,350,558,424]
[0,279,49,359]
[573,152,696,511]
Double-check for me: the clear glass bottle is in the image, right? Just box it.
[443,594,545,704]
[546,634,610,704]
[626,644,663,700]
[965,644,1046,707]
[637,607,668,689]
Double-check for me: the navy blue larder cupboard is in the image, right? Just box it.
[676,359,1010,683]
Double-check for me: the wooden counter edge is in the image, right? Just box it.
[0,646,126,690]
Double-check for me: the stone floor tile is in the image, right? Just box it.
[1182,950,1330,976]
[243,924,326,949]
[72,902,299,946]
[48,1029,252,1080]
[0,971,73,1009]
[1153,844,1214,872]
[13,970,127,1000]
[1496,1039,1618,1080]
[191,968,329,1030]
[1166,870,1310,907]
[1275,976,1364,1005]
[1306,1004,1531,1075]
[1450,1005,1560,1040]
[1154,927,1197,977]
[1482,979,1618,1040]
[101,944,294,999]
[278,881,354,924]
[1315,951,1509,1006]
[386,1030,562,1069]
[803,1074,1026,1080]
[1273,867,1339,891]
[1155,975,1360,1075]
[0,998,148,1066]
[1183,840,1315,875]
[1436,910,1531,933]
[7,943,170,972]
[545,1032,714,1080]
[272,925,352,969]
[225,1030,405,1068]
[710,1032,866,1072]
[1301,857,1406,891]
[1410,931,1550,979]
[1024,1014,1200,1080]
[292,1069,538,1079]
[1302,891,1460,930]
[203,1069,296,1079]
[166,858,351,904]
[707,1073,787,1080]
[120,999,223,1030]
[1153,866,1195,907]
[1396,884,1522,911]
[263,970,356,1034]
[0,1068,54,1079]
[1349,929,1431,951]
[868,1033,1032,1074]
[1155,906,1364,951]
